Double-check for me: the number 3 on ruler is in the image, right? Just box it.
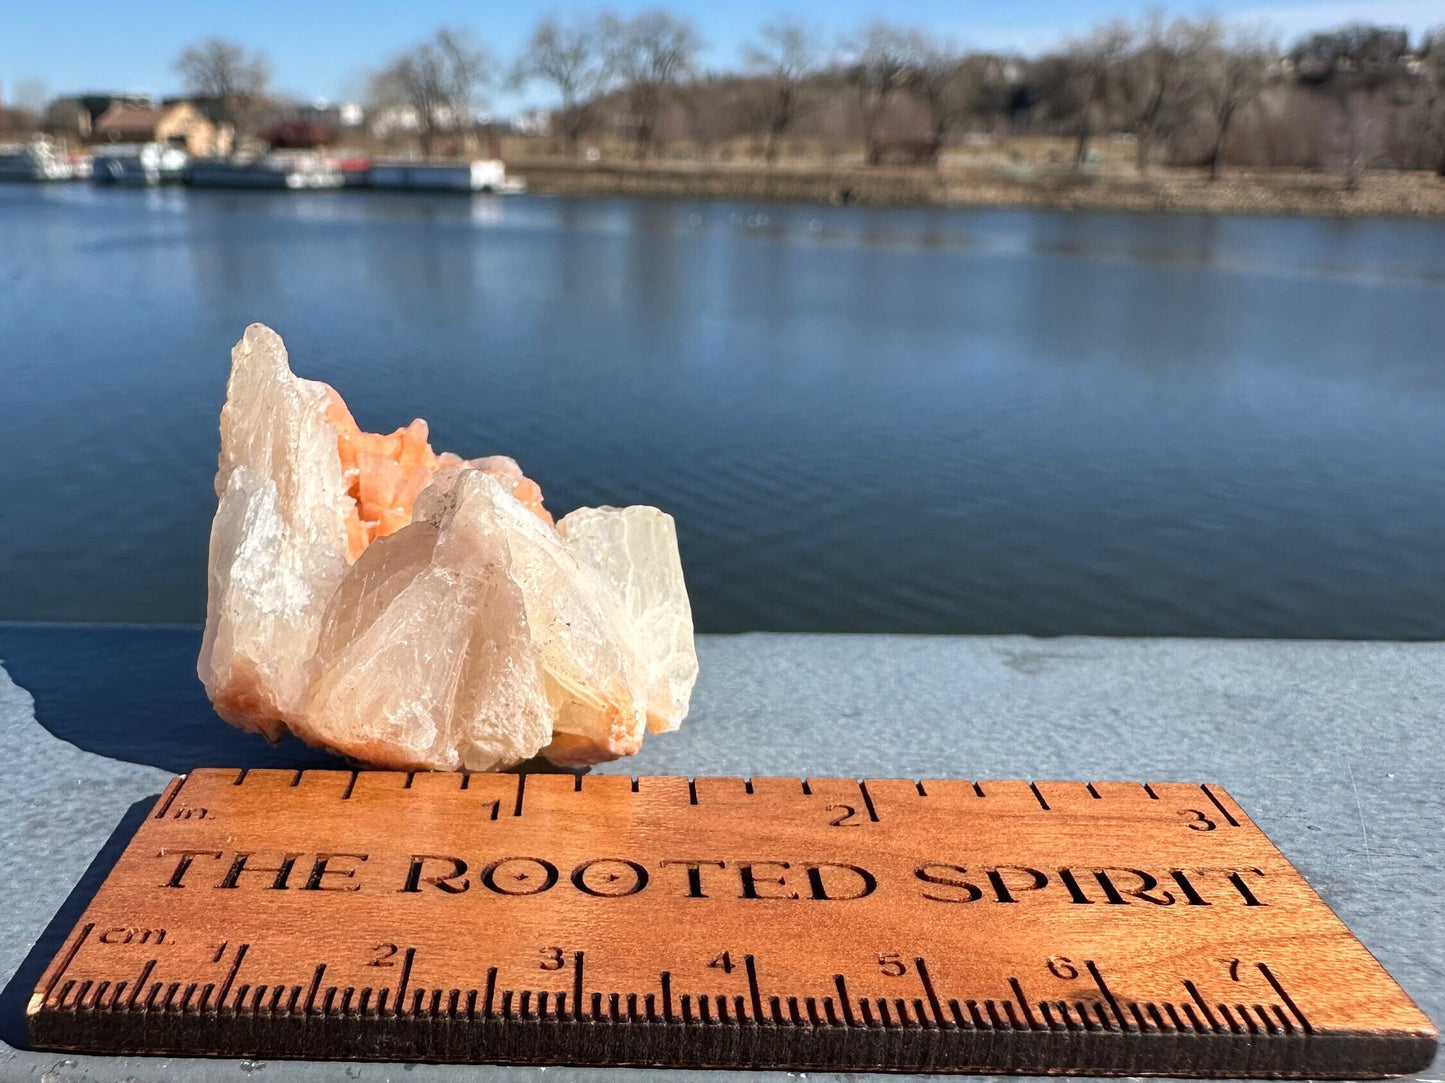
[1181,809,1216,831]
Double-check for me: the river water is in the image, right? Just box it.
[2,185,1442,636]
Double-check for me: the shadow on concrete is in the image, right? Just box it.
[0,797,153,1050]
[0,624,586,777]
[0,624,338,772]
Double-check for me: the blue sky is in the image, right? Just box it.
[2,0,1441,114]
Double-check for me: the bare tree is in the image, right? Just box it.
[959,53,1019,133]
[683,74,749,160]
[1294,24,1412,187]
[11,78,49,116]
[174,38,270,138]
[1,78,47,139]
[848,22,920,165]
[1330,90,1387,188]
[1061,22,1133,167]
[741,18,821,162]
[1291,24,1411,85]
[1120,11,1208,173]
[1421,29,1445,176]
[512,15,610,156]
[907,35,973,165]
[1198,25,1274,181]
[371,28,491,157]
[603,10,701,159]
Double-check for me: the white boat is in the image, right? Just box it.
[92,143,188,186]
[365,159,526,193]
[0,137,75,182]
[187,152,343,190]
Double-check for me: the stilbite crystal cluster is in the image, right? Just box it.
[198,323,698,770]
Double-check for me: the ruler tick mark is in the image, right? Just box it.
[124,962,155,1012]
[393,949,414,1016]
[1086,960,1128,1032]
[1259,963,1313,1034]
[745,954,763,1024]
[214,944,247,1013]
[153,777,186,819]
[482,967,496,1018]
[1200,784,1240,827]
[1009,978,1039,1028]
[1029,782,1051,810]
[910,996,928,1029]
[916,958,945,1028]
[834,975,857,1026]
[1165,1002,1190,1033]
[573,952,584,1022]
[513,775,526,816]
[304,964,325,1014]
[41,923,92,1005]
[1183,980,1221,1031]
[341,771,358,800]
[858,781,879,822]
[1254,1002,1278,1035]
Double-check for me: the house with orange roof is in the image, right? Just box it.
[94,101,230,156]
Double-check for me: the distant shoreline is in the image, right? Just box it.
[508,159,1445,219]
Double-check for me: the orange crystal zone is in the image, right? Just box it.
[321,387,552,562]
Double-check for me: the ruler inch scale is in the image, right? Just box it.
[28,769,1435,1076]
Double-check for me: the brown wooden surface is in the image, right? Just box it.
[27,770,1436,1075]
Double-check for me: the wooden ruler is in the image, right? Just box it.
[29,770,1435,1076]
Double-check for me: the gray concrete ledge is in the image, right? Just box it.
[0,626,1440,1082]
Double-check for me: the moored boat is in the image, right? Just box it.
[364,158,526,193]
[186,151,343,190]
[91,143,188,186]
[0,137,76,182]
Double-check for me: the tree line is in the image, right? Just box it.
[12,13,1445,179]
[378,13,1445,178]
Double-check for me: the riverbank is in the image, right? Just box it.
[510,158,1445,218]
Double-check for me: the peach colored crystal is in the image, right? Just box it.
[322,391,552,560]
[198,323,697,770]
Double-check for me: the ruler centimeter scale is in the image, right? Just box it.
[29,770,1436,1076]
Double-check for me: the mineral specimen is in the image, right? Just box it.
[198,324,697,770]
